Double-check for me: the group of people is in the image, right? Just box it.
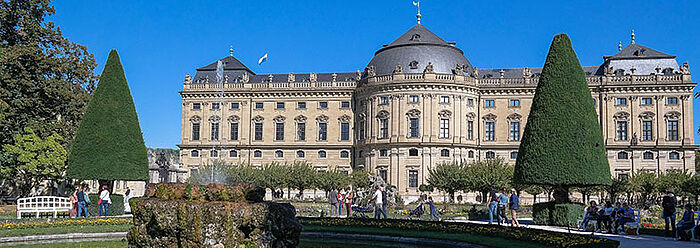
[580,201,636,234]
[486,187,520,227]
[68,185,130,218]
[326,187,354,217]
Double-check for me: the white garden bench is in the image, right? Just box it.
[620,209,641,235]
[16,196,72,219]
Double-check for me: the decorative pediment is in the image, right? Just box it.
[294,115,307,123]
[208,115,221,123]
[227,115,240,123]
[273,115,286,123]
[377,110,390,120]
[613,112,630,121]
[466,112,476,121]
[482,113,497,121]
[189,115,201,123]
[638,111,655,121]
[338,114,352,123]
[437,110,452,118]
[252,115,264,123]
[316,115,329,123]
[507,113,522,121]
[664,111,681,120]
[406,109,421,118]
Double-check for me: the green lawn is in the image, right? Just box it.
[0,224,130,237]
[5,240,127,247]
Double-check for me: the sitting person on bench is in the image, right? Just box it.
[581,200,600,231]
[598,201,615,233]
[614,202,635,234]
[677,204,695,241]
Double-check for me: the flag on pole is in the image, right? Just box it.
[412,1,419,8]
[258,53,268,65]
[216,60,224,83]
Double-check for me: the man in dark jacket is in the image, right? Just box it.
[76,186,89,218]
[662,188,677,238]
[328,188,339,217]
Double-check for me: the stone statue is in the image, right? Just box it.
[356,69,362,80]
[287,73,295,82]
[268,74,274,82]
[394,64,403,74]
[452,64,462,75]
[473,67,479,78]
[156,152,170,183]
[332,73,338,82]
[499,69,505,78]
[631,133,638,146]
[224,75,229,83]
[184,74,192,84]
[242,72,249,83]
[366,66,376,77]
[309,72,317,82]
[423,62,434,73]
[603,65,613,76]
[681,62,690,74]
[523,67,532,78]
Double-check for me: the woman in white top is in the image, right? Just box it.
[98,186,112,217]
[123,188,132,214]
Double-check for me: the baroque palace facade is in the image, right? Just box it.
[179,22,696,198]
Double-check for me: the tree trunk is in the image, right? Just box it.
[553,186,570,204]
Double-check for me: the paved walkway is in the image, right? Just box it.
[452,218,699,248]
[0,232,126,246]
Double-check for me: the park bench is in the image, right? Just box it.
[16,196,72,219]
[577,208,598,231]
[687,211,700,241]
[0,194,17,205]
[620,209,641,235]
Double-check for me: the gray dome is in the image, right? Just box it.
[365,24,473,77]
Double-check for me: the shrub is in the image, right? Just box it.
[533,202,584,227]
[88,194,124,216]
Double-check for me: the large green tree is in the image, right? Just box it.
[467,158,514,202]
[514,34,611,203]
[427,161,467,202]
[1,128,66,196]
[66,50,148,182]
[0,0,97,147]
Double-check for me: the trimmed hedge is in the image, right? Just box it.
[514,34,611,187]
[300,217,619,248]
[67,49,148,181]
[87,194,125,216]
[533,202,584,227]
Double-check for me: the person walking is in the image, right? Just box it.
[69,188,78,218]
[372,187,384,219]
[344,187,353,217]
[661,188,677,238]
[428,196,440,221]
[496,188,509,225]
[328,188,339,217]
[123,188,132,215]
[486,186,498,224]
[508,188,520,227]
[76,186,89,218]
[98,186,112,217]
[337,189,344,216]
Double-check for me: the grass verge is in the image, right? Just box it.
[5,240,127,247]
[0,224,130,237]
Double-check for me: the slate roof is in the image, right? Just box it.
[197,56,255,74]
[477,66,603,79]
[605,43,675,60]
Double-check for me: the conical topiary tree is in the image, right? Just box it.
[67,50,148,184]
[514,34,611,203]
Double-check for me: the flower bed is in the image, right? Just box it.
[299,217,619,248]
[1,217,131,230]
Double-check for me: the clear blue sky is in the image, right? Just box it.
[51,0,700,149]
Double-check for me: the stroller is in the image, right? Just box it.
[351,203,374,218]
[408,203,424,219]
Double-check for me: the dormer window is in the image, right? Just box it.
[409,61,419,69]
[410,34,421,41]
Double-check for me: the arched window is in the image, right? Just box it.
[643,151,654,160]
[409,148,419,156]
[340,151,350,158]
[229,150,238,157]
[297,150,305,158]
[254,150,262,158]
[440,149,450,157]
[510,151,518,160]
[275,150,283,158]
[669,151,680,160]
[617,151,628,160]
[191,150,199,157]
[318,150,327,158]
[485,151,496,159]
[468,150,474,158]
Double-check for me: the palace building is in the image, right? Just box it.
[179,19,696,198]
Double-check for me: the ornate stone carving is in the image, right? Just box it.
[680,95,691,101]
[294,115,307,123]
[309,73,317,82]
[452,64,463,75]
[406,109,421,118]
[604,65,613,76]
[437,110,452,118]
[316,115,329,123]
[287,73,295,82]
[208,115,221,123]
[629,66,637,74]
[523,67,532,78]
[185,74,192,84]
[356,70,362,80]
[473,67,479,78]
[393,64,403,74]
[358,113,366,120]
[227,115,240,123]
[242,72,249,83]
[466,112,476,121]
[613,112,630,120]
[268,74,274,82]
[638,111,655,121]
[338,114,352,123]
[376,110,390,120]
[664,111,681,120]
[631,133,638,146]
[423,62,434,73]
[252,115,264,123]
[482,113,497,121]
[189,115,201,123]
[680,62,690,74]
[366,66,376,77]
[273,115,286,123]
[506,113,522,121]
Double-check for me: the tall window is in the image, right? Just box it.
[509,122,520,141]
[210,123,219,141]
[642,121,653,141]
[509,99,520,107]
[409,118,419,138]
[318,123,327,141]
[468,151,474,158]
[340,122,350,141]
[379,170,388,183]
[467,121,473,140]
[408,170,418,188]
[192,123,200,140]
[230,123,239,140]
[485,151,496,159]
[409,95,419,103]
[439,96,450,104]
[467,98,474,106]
[380,97,389,104]
[439,118,449,138]
[380,149,388,157]
[379,119,389,139]
[275,122,284,141]
[358,121,366,140]
[297,123,306,141]
[616,121,628,141]
[485,100,495,107]
[667,120,678,141]
[485,121,495,141]
[254,123,263,141]
[510,151,518,160]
